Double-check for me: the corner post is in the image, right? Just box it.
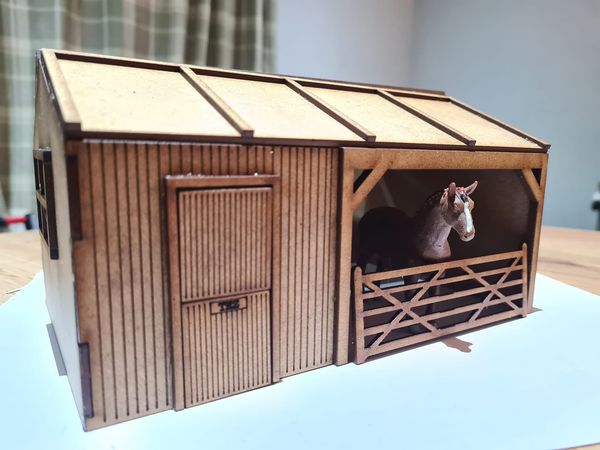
[334,150,355,365]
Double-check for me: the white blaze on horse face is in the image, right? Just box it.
[463,200,473,233]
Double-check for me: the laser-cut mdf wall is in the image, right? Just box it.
[182,291,272,407]
[71,142,338,429]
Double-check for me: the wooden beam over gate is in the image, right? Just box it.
[351,158,391,211]
[521,169,542,203]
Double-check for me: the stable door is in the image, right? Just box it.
[166,175,280,410]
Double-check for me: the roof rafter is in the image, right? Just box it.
[285,78,377,142]
[180,65,254,138]
[449,97,550,150]
[377,90,476,146]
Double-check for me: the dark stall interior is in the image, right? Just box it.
[352,169,537,268]
[351,169,535,352]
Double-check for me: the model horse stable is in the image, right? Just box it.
[34,49,549,430]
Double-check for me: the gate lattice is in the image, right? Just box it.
[354,244,528,363]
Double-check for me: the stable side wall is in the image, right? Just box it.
[71,142,339,429]
[33,66,84,421]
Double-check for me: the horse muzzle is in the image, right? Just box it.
[460,231,475,242]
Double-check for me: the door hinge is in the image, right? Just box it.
[79,342,94,418]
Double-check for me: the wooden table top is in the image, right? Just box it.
[1,226,599,305]
[0,230,42,304]
[537,226,600,297]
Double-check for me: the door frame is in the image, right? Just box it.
[165,174,281,410]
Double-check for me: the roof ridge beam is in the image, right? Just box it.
[180,65,254,138]
[52,48,445,97]
[449,97,551,150]
[285,78,376,142]
[377,89,476,146]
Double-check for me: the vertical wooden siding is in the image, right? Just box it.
[182,291,271,406]
[178,188,272,302]
[74,142,338,428]
[75,141,170,429]
[277,146,339,375]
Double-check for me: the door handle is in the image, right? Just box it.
[210,297,248,314]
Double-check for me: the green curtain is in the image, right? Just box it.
[0,0,276,215]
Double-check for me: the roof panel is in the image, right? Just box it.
[400,97,541,149]
[58,59,239,136]
[196,75,360,141]
[40,49,548,152]
[306,87,463,145]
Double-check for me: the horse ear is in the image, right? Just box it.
[448,182,456,203]
[465,180,478,195]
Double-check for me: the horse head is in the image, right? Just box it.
[439,181,478,242]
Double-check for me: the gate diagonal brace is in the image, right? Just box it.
[468,257,522,322]
[366,270,443,347]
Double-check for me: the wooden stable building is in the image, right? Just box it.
[34,49,549,430]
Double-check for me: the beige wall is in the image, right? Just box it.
[277,0,415,86]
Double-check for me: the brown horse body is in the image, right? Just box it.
[357,181,478,273]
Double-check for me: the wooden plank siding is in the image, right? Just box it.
[177,188,272,302]
[73,142,339,428]
[182,291,271,407]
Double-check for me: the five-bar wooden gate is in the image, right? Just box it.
[354,244,528,363]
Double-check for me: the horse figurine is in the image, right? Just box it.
[357,181,478,273]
